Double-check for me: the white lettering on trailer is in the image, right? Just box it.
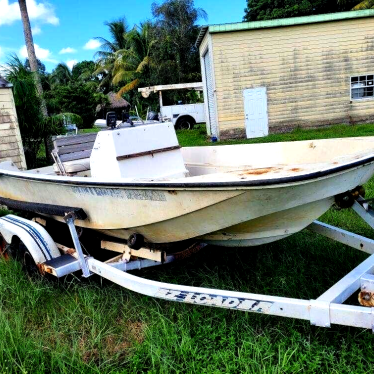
[155,288,273,312]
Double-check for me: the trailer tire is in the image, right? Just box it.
[176,116,195,130]
[0,235,7,259]
[18,242,43,278]
[128,233,144,250]
[6,238,43,278]
[21,243,42,277]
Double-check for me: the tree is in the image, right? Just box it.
[71,60,101,90]
[151,0,207,84]
[113,22,156,95]
[243,0,358,21]
[24,58,46,75]
[50,63,73,87]
[18,0,48,116]
[92,1,206,100]
[72,60,96,81]
[45,83,104,128]
[4,55,61,167]
[94,18,130,92]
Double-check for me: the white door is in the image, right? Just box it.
[243,87,268,138]
[204,50,218,138]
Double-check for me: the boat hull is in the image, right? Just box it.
[1,159,373,246]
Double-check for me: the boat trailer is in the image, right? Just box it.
[3,193,374,331]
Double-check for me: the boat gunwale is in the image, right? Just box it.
[1,155,374,189]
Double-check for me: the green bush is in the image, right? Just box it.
[46,84,102,129]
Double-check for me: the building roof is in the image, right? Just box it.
[96,92,130,112]
[196,9,374,47]
[0,76,13,88]
[107,92,130,108]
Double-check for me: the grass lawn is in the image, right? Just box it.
[3,123,374,373]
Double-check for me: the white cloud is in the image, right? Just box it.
[19,43,57,63]
[66,59,77,70]
[0,46,3,59]
[31,25,41,35]
[83,39,101,50]
[0,0,59,27]
[59,47,76,54]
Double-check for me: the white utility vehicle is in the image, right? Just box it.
[138,82,205,129]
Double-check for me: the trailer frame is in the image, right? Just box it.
[2,195,374,331]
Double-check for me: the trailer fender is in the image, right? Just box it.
[0,215,60,263]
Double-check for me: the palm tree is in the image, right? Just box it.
[94,18,129,91]
[112,22,156,95]
[50,63,73,87]
[337,0,374,9]
[352,0,374,9]
[18,0,48,116]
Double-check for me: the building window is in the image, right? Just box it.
[351,75,374,100]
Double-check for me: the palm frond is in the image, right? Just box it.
[136,56,150,73]
[112,69,135,85]
[50,63,72,86]
[353,0,374,9]
[117,79,140,96]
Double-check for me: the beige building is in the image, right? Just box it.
[0,77,26,169]
[197,9,374,139]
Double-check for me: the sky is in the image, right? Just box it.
[0,0,246,72]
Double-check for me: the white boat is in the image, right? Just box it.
[1,122,374,248]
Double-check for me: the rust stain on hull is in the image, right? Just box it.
[231,167,280,176]
[231,166,303,176]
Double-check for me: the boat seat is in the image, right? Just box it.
[52,133,97,175]
[52,158,91,174]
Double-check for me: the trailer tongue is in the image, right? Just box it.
[3,190,374,331]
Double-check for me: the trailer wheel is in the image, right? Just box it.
[9,241,43,278]
[128,233,144,250]
[22,245,42,277]
[0,235,9,260]
[1,238,41,277]
[176,116,195,130]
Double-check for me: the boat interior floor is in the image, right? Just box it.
[18,137,374,182]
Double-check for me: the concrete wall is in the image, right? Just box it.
[208,17,374,138]
[0,87,27,169]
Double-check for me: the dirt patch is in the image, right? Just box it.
[127,321,145,344]
[77,320,146,364]
[104,321,145,353]
[82,348,100,363]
